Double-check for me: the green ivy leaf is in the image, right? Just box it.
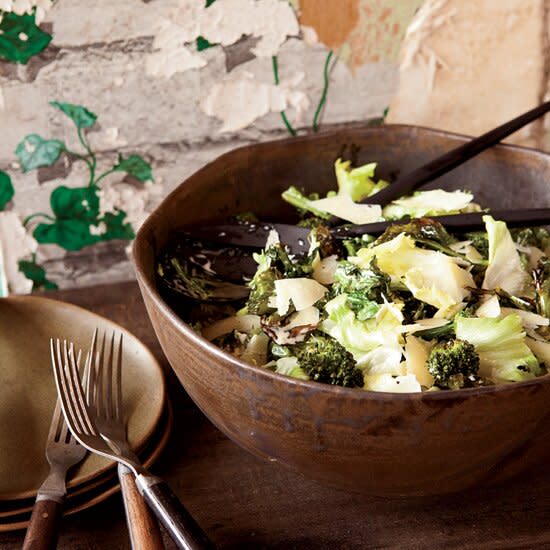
[50,101,98,129]
[18,259,58,291]
[206,0,217,6]
[0,12,52,64]
[0,171,14,211]
[100,210,135,241]
[15,134,64,172]
[113,154,153,182]
[33,219,98,251]
[50,185,99,223]
[196,36,215,51]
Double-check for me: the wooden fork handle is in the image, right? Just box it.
[119,465,165,549]
[22,498,63,550]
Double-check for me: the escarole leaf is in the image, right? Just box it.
[50,102,97,129]
[334,158,388,201]
[15,134,64,172]
[456,314,540,383]
[0,12,52,64]
[321,294,404,375]
[351,233,474,315]
[113,154,153,182]
[382,189,475,220]
[482,215,529,296]
[0,171,14,211]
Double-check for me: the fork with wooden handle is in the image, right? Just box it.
[87,329,165,550]
[22,361,87,550]
[51,337,215,550]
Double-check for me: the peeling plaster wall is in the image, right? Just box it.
[387,0,550,149]
[0,0,419,292]
[2,0,548,293]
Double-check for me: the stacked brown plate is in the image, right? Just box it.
[0,295,171,531]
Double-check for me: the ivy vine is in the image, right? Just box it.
[19,101,152,252]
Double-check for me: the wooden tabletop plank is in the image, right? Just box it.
[1,281,549,549]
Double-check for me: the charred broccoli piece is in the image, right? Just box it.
[295,334,364,388]
[426,339,480,389]
[246,266,280,315]
[374,217,456,247]
[465,231,489,259]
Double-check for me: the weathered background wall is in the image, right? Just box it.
[0,0,548,294]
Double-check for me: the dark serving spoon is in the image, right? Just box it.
[167,101,550,294]
[175,208,550,289]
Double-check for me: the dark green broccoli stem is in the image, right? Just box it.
[295,333,363,388]
[426,339,480,389]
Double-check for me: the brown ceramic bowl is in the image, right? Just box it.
[133,124,550,497]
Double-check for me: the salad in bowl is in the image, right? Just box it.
[158,158,550,393]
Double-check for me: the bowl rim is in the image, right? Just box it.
[134,123,550,401]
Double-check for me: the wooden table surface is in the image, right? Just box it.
[2,280,549,549]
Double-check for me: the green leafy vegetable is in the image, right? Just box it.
[455,314,540,383]
[334,158,388,202]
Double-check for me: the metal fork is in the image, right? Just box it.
[51,337,214,550]
[22,351,88,550]
[89,330,164,550]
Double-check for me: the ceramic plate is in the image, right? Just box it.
[0,295,166,501]
[0,399,173,531]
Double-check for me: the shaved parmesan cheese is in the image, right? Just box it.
[526,337,550,368]
[309,194,382,225]
[240,332,269,366]
[404,335,434,387]
[312,254,338,285]
[270,278,327,316]
[500,308,549,329]
[476,295,501,318]
[202,314,261,341]
[364,373,422,393]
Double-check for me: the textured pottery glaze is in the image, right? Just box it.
[133,125,550,496]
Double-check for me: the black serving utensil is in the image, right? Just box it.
[363,100,550,207]
[185,208,550,260]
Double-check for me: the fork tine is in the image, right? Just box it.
[105,332,115,420]
[96,331,106,419]
[114,332,123,422]
[47,398,63,442]
[51,339,82,438]
[86,329,98,410]
[65,341,96,436]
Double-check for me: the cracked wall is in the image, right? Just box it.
[0,0,548,293]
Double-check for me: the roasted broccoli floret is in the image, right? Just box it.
[426,339,480,389]
[295,334,364,388]
[246,266,280,315]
